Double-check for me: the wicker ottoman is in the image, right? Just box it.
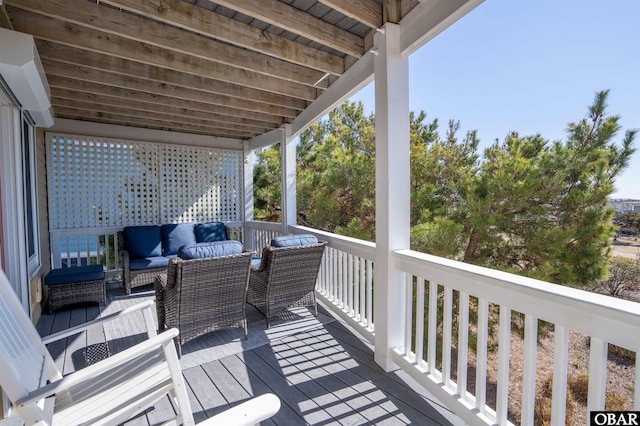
[45,265,106,312]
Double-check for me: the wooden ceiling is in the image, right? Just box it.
[1,0,421,140]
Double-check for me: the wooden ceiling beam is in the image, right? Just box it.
[42,59,301,121]
[316,0,383,29]
[37,41,306,113]
[54,107,258,139]
[51,98,274,134]
[48,80,285,125]
[51,89,279,132]
[100,0,344,77]
[8,7,319,101]
[209,0,365,58]
[8,0,330,89]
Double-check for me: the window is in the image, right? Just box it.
[22,115,40,274]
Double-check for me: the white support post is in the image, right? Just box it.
[280,124,297,234]
[373,23,410,372]
[243,140,255,251]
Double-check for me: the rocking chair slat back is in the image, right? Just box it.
[0,269,60,402]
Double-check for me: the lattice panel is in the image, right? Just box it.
[47,134,242,230]
[159,145,241,223]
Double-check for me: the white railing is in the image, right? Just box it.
[244,220,284,254]
[392,249,640,426]
[50,227,122,273]
[290,225,376,341]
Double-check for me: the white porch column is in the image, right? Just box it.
[242,140,255,250]
[374,23,410,371]
[280,123,297,233]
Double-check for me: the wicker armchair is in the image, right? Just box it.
[155,251,253,355]
[247,240,327,327]
[118,230,167,295]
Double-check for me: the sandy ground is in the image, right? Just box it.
[612,237,640,259]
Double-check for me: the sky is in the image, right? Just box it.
[349,0,640,199]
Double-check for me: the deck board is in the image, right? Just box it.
[37,290,463,426]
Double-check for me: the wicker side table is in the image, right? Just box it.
[45,265,106,312]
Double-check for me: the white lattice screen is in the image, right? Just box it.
[47,134,242,230]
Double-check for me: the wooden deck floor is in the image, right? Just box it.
[36,287,463,426]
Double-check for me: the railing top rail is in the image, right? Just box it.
[245,220,283,232]
[290,225,376,261]
[394,249,640,350]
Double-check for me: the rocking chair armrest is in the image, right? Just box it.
[41,300,156,344]
[199,393,281,426]
[16,328,180,408]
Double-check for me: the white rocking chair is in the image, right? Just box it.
[0,268,280,425]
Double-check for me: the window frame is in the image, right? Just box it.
[21,113,41,276]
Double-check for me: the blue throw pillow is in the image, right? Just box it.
[270,234,318,248]
[123,225,162,258]
[161,223,196,256]
[178,241,244,260]
[194,221,228,242]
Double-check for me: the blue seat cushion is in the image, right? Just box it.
[194,221,228,243]
[45,265,104,285]
[178,241,244,260]
[129,256,171,271]
[270,234,318,248]
[123,225,162,258]
[251,257,262,268]
[161,223,196,256]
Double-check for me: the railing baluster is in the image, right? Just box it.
[475,298,489,414]
[338,251,344,309]
[427,281,438,376]
[551,325,569,426]
[415,277,425,368]
[347,253,353,315]
[343,252,348,312]
[521,314,538,425]
[587,337,607,412]
[366,259,373,329]
[442,286,453,387]
[496,306,511,425]
[359,257,365,324]
[404,274,413,357]
[457,291,469,400]
[335,250,340,306]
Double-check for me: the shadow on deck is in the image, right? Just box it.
[36,283,463,425]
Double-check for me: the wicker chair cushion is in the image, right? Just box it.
[194,221,228,242]
[123,225,162,258]
[177,241,243,260]
[129,256,174,271]
[270,234,318,247]
[161,223,196,255]
[45,265,104,285]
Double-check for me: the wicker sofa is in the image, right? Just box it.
[247,234,327,327]
[118,221,229,294]
[155,240,253,355]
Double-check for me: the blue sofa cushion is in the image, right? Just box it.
[178,241,243,260]
[194,221,228,243]
[45,265,104,285]
[271,234,318,248]
[123,225,162,258]
[251,257,262,268]
[161,223,196,256]
[129,256,171,271]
